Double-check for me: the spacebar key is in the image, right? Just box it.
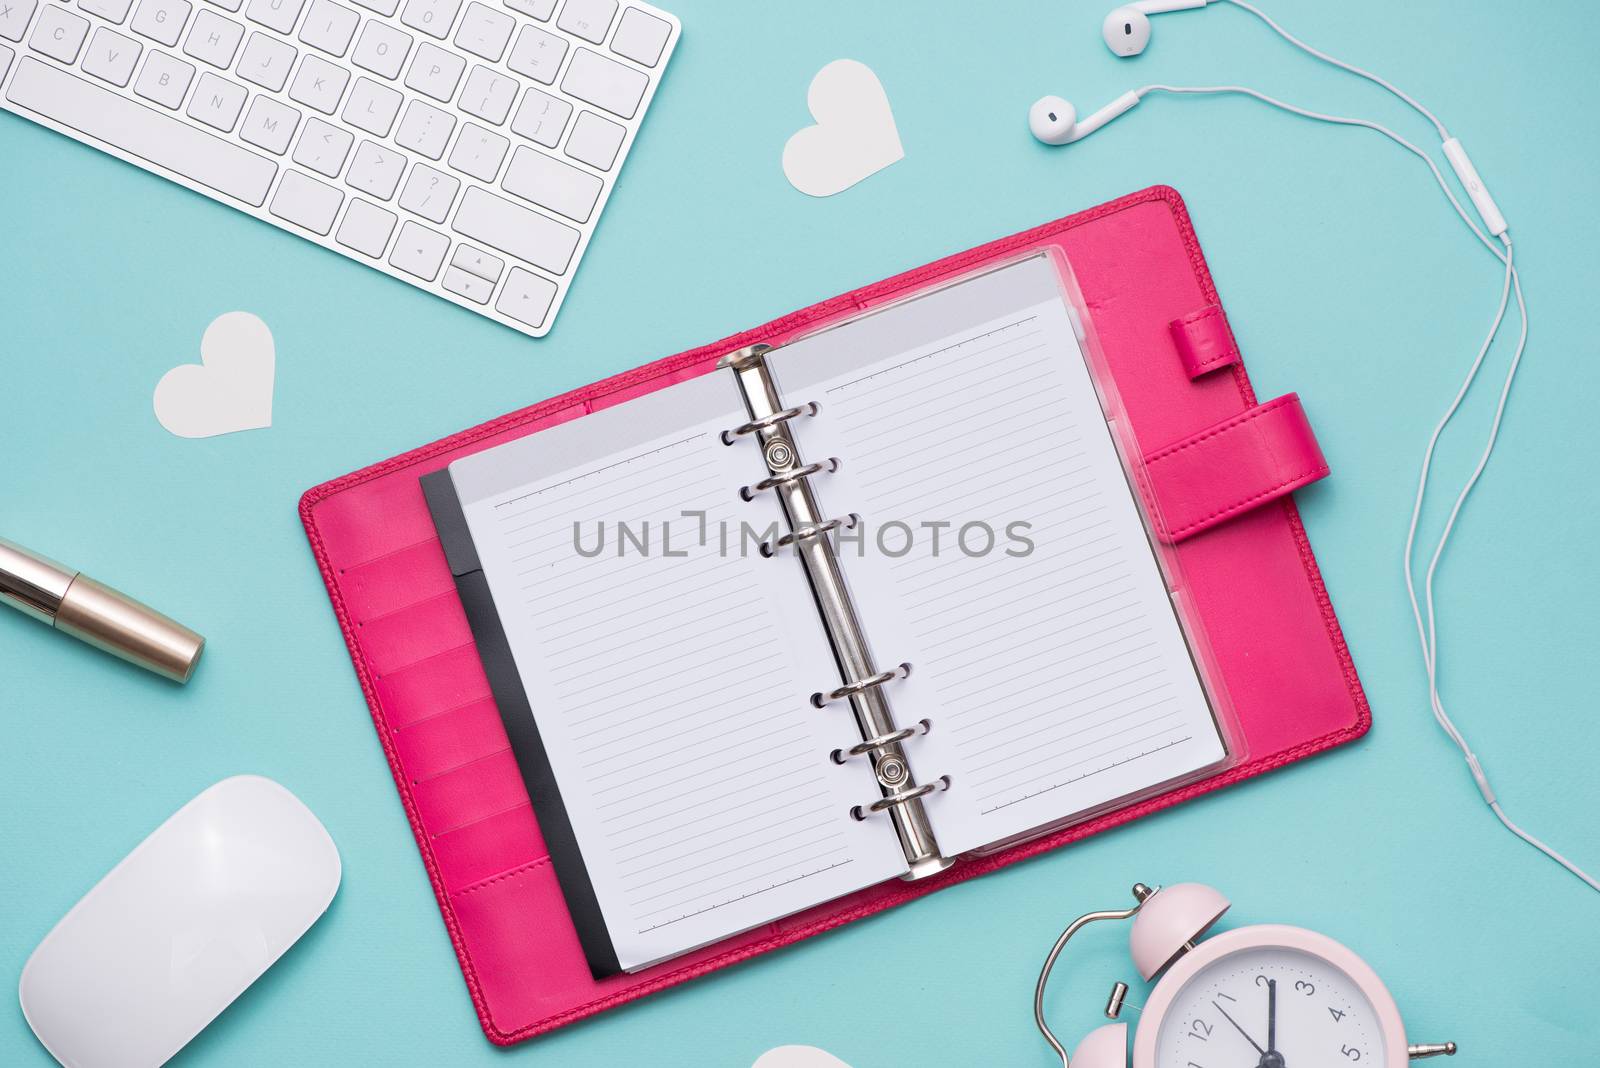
[6,57,278,207]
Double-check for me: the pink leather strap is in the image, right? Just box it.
[1141,393,1329,543]
[1170,303,1240,378]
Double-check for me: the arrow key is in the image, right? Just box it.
[388,219,449,282]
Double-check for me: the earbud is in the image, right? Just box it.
[1028,91,1143,146]
[1101,0,1209,57]
[1101,7,1151,57]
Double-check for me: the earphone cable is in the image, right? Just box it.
[1133,82,1599,894]
[1216,0,1451,140]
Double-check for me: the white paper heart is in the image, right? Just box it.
[753,1045,854,1068]
[782,59,904,197]
[153,312,275,438]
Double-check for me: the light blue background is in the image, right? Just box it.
[3,1,1597,1063]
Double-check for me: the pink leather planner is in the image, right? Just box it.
[300,185,1369,1045]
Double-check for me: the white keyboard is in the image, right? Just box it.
[0,0,677,337]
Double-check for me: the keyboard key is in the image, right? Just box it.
[508,84,568,146]
[564,109,622,170]
[502,144,600,222]
[239,92,299,152]
[80,0,135,26]
[132,48,192,107]
[1,0,38,42]
[297,0,355,54]
[393,96,451,157]
[452,0,506,60]
[243,0,301,32]
[346,137,403,198]
[450,242,501,281]
[0,42,11,79]
[397,161,457,222]
[504,22,561,83]
[452,185,577,274]
[6,56,277,203]
[458,62,513,124]
[289,52,348,113]
[350,17,408,78]
[555,0,612,43]
[403,40,460,101]
[335,196,394,256]
[130,0,188,42]
[441,265,491,304]
[182,9,242,67]
[397,0,458,39]
[494,266,555,328]
[204,0,241,12]
[30,5,89,62]
[561,46,644,118]
[237,29,294,90]
[388,218,448,279]
[609,6,667,67]
[342,75,399,135]
[80,25,140,85]
[269,169,343,233]
[349,0,394,14]
[185,69,245,130]
[502,0,550,21]
[446,121,506,181]
[291,114,351,175]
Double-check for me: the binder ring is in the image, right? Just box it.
[721,402,819,444]
[761,513,859,557]
[810,662,911,708]
[832,725,917,763]
[849,776,950,821]
[741,458,837,500]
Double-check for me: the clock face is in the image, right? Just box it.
[1153,945,1387,1067]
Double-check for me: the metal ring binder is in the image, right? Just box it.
[850,780,943,821]
[741,458,837,499]
[723,342,955,879]
[721,402,818,444]
[834,725,918,762]
[811,663,911,708]
[761,513,858,557]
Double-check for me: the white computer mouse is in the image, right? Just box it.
[19,775,340,1068]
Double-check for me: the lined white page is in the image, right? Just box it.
[449,372,905,971]
[768,256,1226,857]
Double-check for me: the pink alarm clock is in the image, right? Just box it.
[1036,883,1458,1067]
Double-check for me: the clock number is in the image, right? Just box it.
[1295,980,1315,996]
[1329,1007,1346,1023]
[1342,1044,1362,1061]
[1187,1019,1214,1041]
[1217,992,1237,1003]
[1255,974,1270,988]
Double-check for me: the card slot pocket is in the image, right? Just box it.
[375,642,493,731]
[339,538,457,623]
[391,696,509,783]
[430,803,547,893]
[411,749,529,837]
[312,469,443,572]
[359,589,473,678]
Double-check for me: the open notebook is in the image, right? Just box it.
[423,255,1229,976]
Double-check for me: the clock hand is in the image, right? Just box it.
[1267,978,1277,1053]
[1212,999,1266,1056]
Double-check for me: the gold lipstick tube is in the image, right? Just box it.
[0,538,205,683]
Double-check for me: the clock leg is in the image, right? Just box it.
[1408,1043,1458,1059]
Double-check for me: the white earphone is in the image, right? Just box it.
[1028,1,1600,902]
